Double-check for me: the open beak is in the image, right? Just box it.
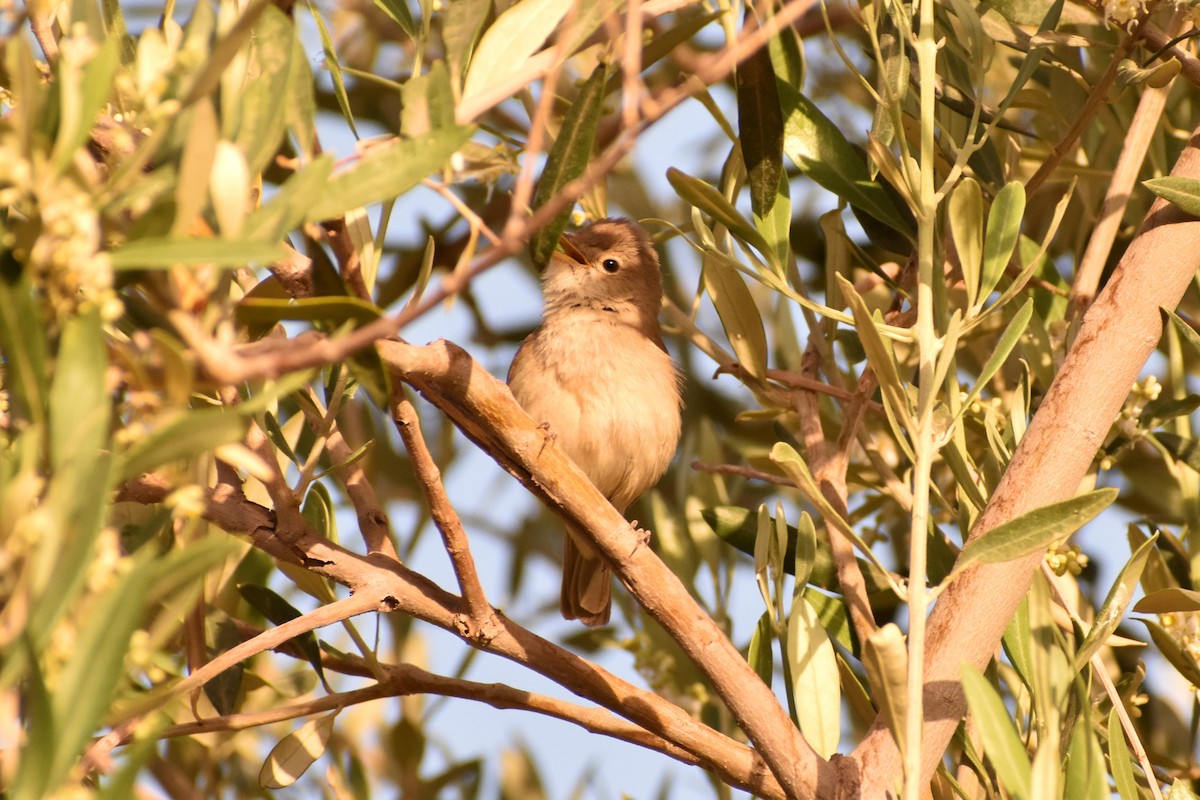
[556,232,590,268]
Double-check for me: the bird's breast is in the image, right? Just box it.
[509,314,682,509]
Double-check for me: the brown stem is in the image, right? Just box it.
[390,394,496,632]
[1070,11,1186,317]
[1024,28,1137,196]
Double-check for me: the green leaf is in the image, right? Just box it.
[1138,619,1200,685]
[668,168,772,255]
[786,595,841,758]
[109,238,285,269]
[777,79,910,235]
[1144,177,1200,218]
[949,177,983,311]
[736,17,784,220]
[962,298,1034,410]
[979,182,1026,302]
[442,0,490,83]
[0,254,50,426]
[1074,533,1156,670]
[239,584,329,690]
[243,154,336,241]
[52,36,118,174]
[794,511,817,587]
[204,616,245,716]
[117,407,248,481]
[232,7,294,174]
[8,640,54,800]
[260,711,339,788]
[304,127,473,222]
[285,31,317,159]
[961,664,1031,800]
[236,296,384,327]
[1164,306,1200,361]
[1107,707,1140,800]
[307,0,358,137]
[372,0,416,37]
[147,535,244,605]
[862,624,908,758]
[1134,586,1200,613]
[1064,714,1108,800]
[49,563,153,789]
[702,249,769,379]
[529,63,608,267]
[836,274,912,429]
[400,60,456,137]
[1168,779,1200,800]
[49,309,109,475]
[747,611,774,685]
[956,488,1117,570]
[461,0,571,107]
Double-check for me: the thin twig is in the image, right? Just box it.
[691,460,795,486]
[113,470,791,799]
[422,179,503,246]
[1041,565,1164,800]
[390,393,496,633]
[82,592,380,772]
[1024,27,1137,195]
[1070,10,1185,318]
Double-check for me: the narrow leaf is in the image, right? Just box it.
[260,711,339,788]
[1144,177,1200,218]
[372,0,416,36]
[307,0,358,137]
[702,249,769,378]
[461,0,570,107]
[1107,707,1140,800]
[1137,619,1200,685]
[778,79,910,235]
[949,177,983,311]
[957,488,1117,570]
[736,14,784,219]
[1063,715,1108,800]
[529,63,608,267]
[862,624,908,758]
[836,274,912,428]
[786,595,841,758]
[961,663,1032,800]
[747,611,775,685]
[305,127,472,222]
[1134,586,1200,613]
[962,298,1034,410]
[1074,532,1157,670]
[236,296,384,327]
[118,408,248,481]
[109,238,285,269]
[668,168,772,255]
[979,182,1026,302]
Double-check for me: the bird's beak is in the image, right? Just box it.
[556,233,589,268]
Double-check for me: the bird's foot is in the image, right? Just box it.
[628,521,651,556]
[536,421,556,456]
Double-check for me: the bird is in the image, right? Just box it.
[508,218,683,626]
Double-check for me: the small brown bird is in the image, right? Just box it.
[508,218,683,626]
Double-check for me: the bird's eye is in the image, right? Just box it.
[602,258,620,273]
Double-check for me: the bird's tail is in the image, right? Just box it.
[561,527,612,627]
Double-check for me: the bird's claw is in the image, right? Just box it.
[629,520,651,556]
[536,422,556,456]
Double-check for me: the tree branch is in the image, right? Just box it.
[113,472,789,798]
[376,338,838,798]
[851,120,1200,796]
